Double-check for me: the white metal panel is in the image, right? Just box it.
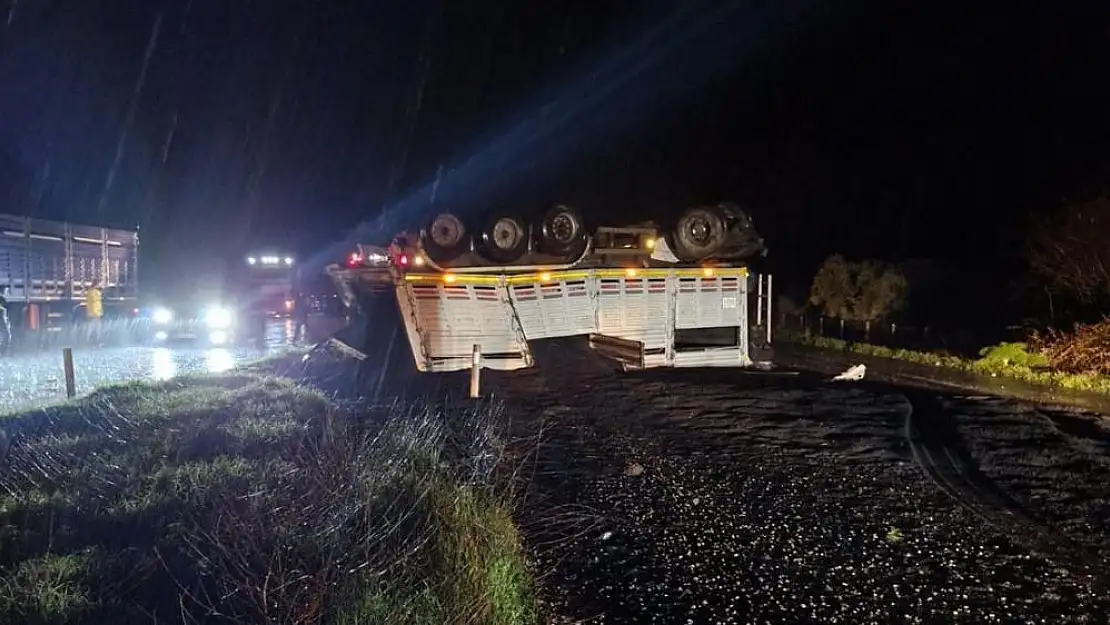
[674,275,745,329]
[395,282,431,371]
[597,277,669,348]
[388,266,759,373]
[424,355,532,372]
[410,283,523,356]
[673,346,751,368]
[509,278,595,339]
[402,281,532,372]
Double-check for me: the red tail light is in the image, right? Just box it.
[346,252,363,268]
[398,254,409,267]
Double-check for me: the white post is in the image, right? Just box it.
[756,274,764,326]
[765,274,773,345]
[469,344,481,399]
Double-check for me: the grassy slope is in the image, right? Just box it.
[0,373,535,625]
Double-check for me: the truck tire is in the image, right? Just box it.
[422,213,470,263]
[536,204,588,260]
[668,205,728,262]
[477,212,529,264]
[716,201,746,223]
[715,201,766,261]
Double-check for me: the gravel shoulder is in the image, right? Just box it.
[463,342,1110,624]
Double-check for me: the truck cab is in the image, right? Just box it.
[241,252,296,318]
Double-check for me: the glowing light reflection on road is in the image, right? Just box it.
[205,349,235,373]
[152,348,177,381]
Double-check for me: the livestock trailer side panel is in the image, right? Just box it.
[0,214,139,302]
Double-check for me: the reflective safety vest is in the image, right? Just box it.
[86,288,103,318]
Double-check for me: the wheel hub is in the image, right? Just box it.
[550,213,577,242]
[688,217,711,244]
[492,219,522,250]
[430,215,464,247]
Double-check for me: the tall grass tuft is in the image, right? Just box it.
[0,373,536,625]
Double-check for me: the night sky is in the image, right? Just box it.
[1,0,1108,309]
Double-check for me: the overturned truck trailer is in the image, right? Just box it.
[327,203,775,372]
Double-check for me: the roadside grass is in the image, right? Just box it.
[0,373,536,625]
[783,332,1110,395]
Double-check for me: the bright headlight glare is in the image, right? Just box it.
[152,308,173,324]
[205,307,233,329]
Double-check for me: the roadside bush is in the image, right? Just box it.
[1030,317,1110,375]
[977,342,1049,370]
[0,374,536,625]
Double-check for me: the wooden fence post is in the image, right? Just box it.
[62,348,76,398]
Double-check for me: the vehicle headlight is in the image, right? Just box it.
[152,308,173,324]
[205,307,233,329]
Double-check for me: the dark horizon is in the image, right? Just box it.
[2,0,1108,308]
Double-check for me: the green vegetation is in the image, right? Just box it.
[787,333,1110,395]
[0,374,536,624]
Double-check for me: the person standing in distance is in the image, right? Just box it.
[85,280,104,346]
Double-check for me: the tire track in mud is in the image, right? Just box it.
[1032,407,1110,471]
[903,391,1105,583]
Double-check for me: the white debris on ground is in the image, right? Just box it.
[833,363,867,381]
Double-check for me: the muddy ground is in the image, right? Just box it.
[294,339,1110,624]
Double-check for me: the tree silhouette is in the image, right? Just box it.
[809,254,908,323]
[1027,196,1110,307]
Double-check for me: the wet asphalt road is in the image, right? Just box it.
[0,320,302,415]
[431,344,1110,624]
[292,342,1110,623]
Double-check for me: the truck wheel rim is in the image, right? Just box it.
[687,216,712,244]
[491,218,523,250]
[429,214,465,248]
[549,212,578,243]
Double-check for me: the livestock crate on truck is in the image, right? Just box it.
[0,213,140,339]
[326,203,775,374]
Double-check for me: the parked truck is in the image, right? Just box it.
[327,203,775,374]
[241,252,297,318]
[144,251,297,348]
[0,213,139,343]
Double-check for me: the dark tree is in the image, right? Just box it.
[1027,196,1110,307]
